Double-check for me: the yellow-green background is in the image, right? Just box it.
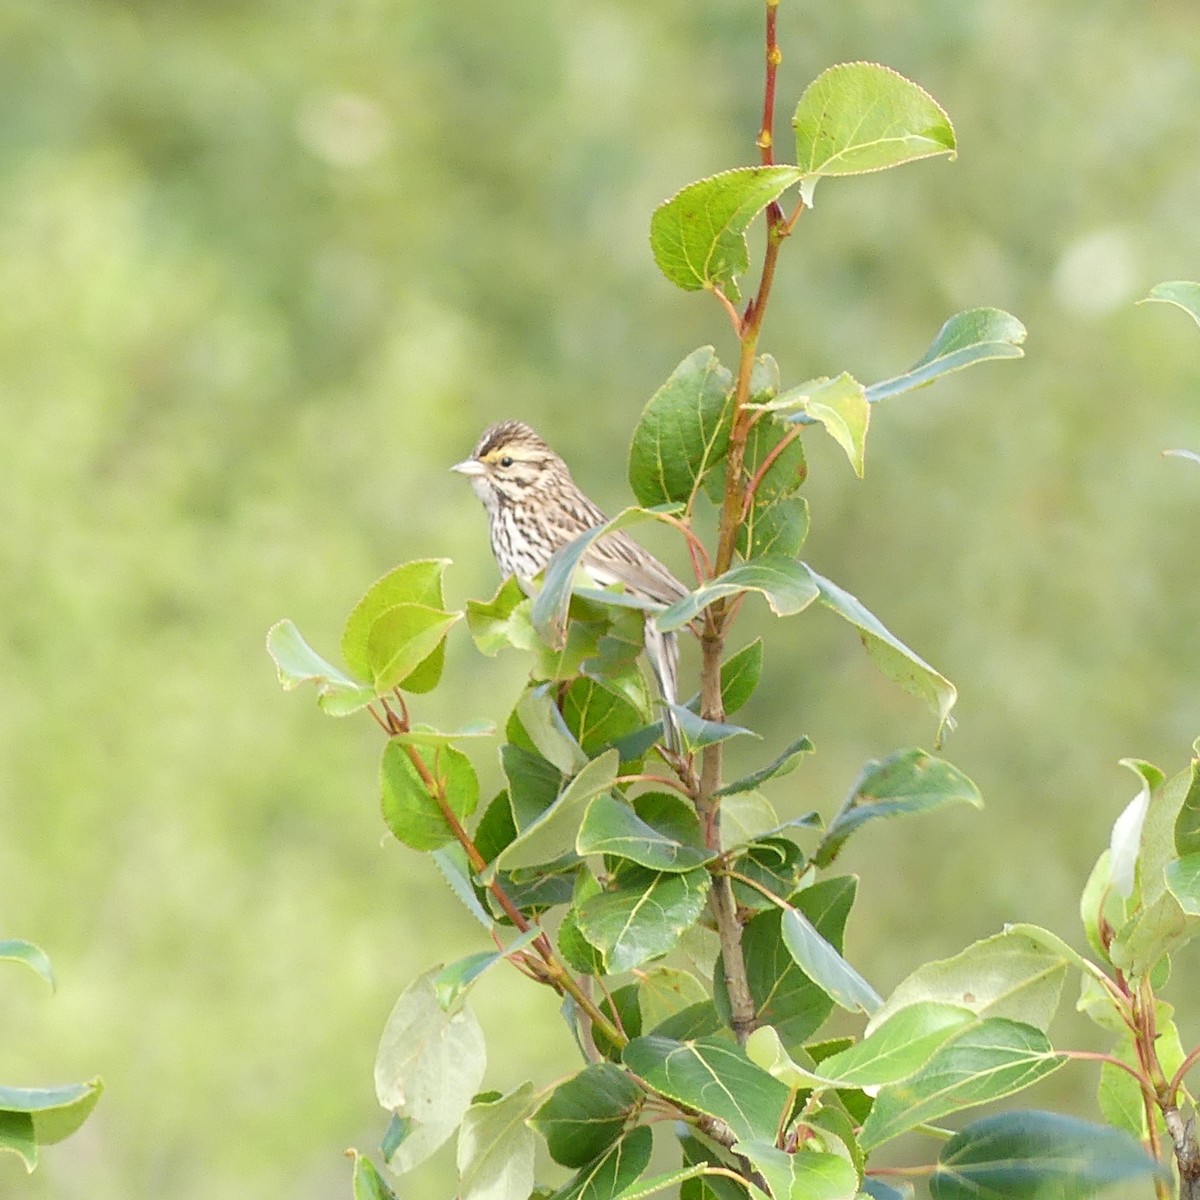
[2,1,1199,1197]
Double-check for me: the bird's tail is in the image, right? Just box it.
[643,617,682,753]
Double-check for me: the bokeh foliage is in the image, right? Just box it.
[2,1,1199,1198]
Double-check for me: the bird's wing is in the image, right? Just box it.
[582,529,688,605]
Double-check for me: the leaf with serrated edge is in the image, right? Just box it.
[381,741,479,852]
[809,570,956,741]
[628,347,735,509]
[650,167,804,301]
[794,62,955,205]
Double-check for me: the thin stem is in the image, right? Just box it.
[381,711,625,1048]
[739,421,806,521]
[1168,1043,1200,1101]
[1062,1050,1158,1090]
[712,285,745,336]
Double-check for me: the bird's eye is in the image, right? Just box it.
[499,455,514,468]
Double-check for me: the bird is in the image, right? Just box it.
[451,420,686,753]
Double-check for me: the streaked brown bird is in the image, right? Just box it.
[452,420,685,752]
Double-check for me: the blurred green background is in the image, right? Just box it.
[2,0,1199,1196]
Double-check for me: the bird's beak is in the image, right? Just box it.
[450,458,486,476]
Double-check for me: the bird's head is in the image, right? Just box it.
[451,421,568,508]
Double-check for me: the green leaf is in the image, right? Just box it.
[266,619,375,715]
[736,417,810,559]
[741,496,811,561]
[550,1126,653,1200]
[729,838,810,913]
[637,967,711,1032]
[466,577,531,656]
[621,1036,791,1143]
[576,865,711,973]
[342,560,460,692]
[1165,853,1200,914]
[456,1083,537,1200]
[349,1151,399,1200]
[628,347,735,509]
[865,309,1027,403]
[649,167,804,303]
[577,792,714,872]
[1109,758,1161,898]
[374,966,487,1173]
[1108,759,1200,977]
[0,1079,102,1169]
[814,749,982,866]
[514,687,589,774]
[809,1002,978,1089]
[716,736,815,796]
[364,603,459,694]
[433,929,541,1009]
[668,705,759,752]
[929,1110,1167,1199]
[433,845,495,930]
[531,508,670,650]
[719,791,784,849]
[794,373,869,477]
[809,570,957,742]
[1139,280,1200,329]
[0,940,55,990]
[720,876,857,1047]
[735,1140,858,1200]
[493,749,618,872]
[562,678,649,758]
[609,1163,712,1200]
[380,740,479,852]
[782,904,882,1015]
[529,1063,643,1168]
[1172,757,1200,856]
[0,1110,37,1173]
[793,62,955,206]
[658,558,820,631]
[721,640,764,714]
[868,928,1069,1036]
[859,1019,1064,1151]
[501,743,564,830]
